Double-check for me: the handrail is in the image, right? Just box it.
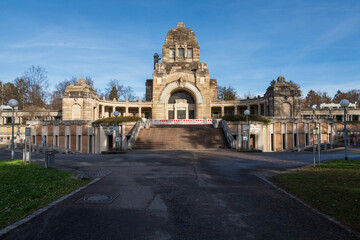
[221,120,236,149]
[128,121,142,150]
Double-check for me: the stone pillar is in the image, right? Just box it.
[234,106,238,115]
[305,123,308,146]
[125,107,129,117]
[186,105,189,119]
[296,123,300,151]
[264,104,268,116]
[274,124,277,152]
[221,106,224,117]
[258,104,261,115]
[139,107,142,117]
[174,106,177,120]
[101,105,105,118]
[237,124,241,149]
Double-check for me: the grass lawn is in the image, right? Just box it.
[0,160,90,230]
[271,159,360,233]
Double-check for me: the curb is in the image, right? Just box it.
[0,177,102,237]
[255,172,360,239]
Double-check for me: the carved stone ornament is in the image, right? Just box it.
[177,77,186,88]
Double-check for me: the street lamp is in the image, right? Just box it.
[244,109,250,150]
[340,99,350,160]
[8,99,18,160]
[113,110,119,151]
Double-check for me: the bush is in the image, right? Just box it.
[92,116,142,124]
[222,114,271,124]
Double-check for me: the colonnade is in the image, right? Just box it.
[211,103,266,118]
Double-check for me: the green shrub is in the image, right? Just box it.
[92,116,142,124]
[222,114,271,124]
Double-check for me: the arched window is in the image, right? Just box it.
[168,91,195,104]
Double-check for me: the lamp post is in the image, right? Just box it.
[313,127,318,167]
[244,109,250,150]
[113,111,119,151]
[8,99,18,160]
[340,99,349,160]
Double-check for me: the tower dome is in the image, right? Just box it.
[163,22,200,48]
[162,23,200,63]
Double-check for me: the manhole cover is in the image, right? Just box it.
[75,194,118,204]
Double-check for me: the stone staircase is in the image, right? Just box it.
[133,125,228,150]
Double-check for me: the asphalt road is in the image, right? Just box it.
[1,147,360,240]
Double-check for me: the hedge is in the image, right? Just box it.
[222,114,271,124]
[92,116,142,124]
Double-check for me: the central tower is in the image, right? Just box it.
[149,22,217,119]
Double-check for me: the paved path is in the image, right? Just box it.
[2,148,360,240]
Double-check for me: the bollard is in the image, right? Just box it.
[23,148,26,162]
[44,150,55,168]
[313,145,316,167]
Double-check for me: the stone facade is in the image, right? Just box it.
[264,76,302,118]
[62,78,99,121]
[60,23,306,121]
[149,22,217,119]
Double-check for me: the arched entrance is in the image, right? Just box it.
[167,90,196,119]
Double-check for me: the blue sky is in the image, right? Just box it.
[0,0,359,99]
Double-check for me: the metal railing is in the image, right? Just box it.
[150,119,213,125]
[221,120,236,149]
[127,121,142,150]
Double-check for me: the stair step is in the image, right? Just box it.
[134,124,228,150]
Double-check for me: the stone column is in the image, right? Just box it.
[274,124,277,152]
[186,105,189,119]
[174,105,177,120]
[264,104,268,116]
[305,123,308,146]
[139,107,142,117]
[221,106,224,117]
[234,106,238,115]
[125,107,129,117]
[237,124,241,149]
[296,123,300,151]
[101,105,105,118]
[258,104,261,115]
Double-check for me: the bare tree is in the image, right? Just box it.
[242,91,256,99]
[14,77,30,109]
[105,79,138,101]
[22,66,49,108]
[217,85,237,100]
[1,82,19,106]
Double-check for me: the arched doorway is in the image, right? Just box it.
[167,90,196,119]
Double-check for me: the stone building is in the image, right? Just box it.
[61,23,304,121]
[1,22,359,152]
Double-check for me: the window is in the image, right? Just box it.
[168,91,195,104]
[187,48,193,58]
[78,135,81,151]
[169,48,175,58]
[178,48,184,57]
